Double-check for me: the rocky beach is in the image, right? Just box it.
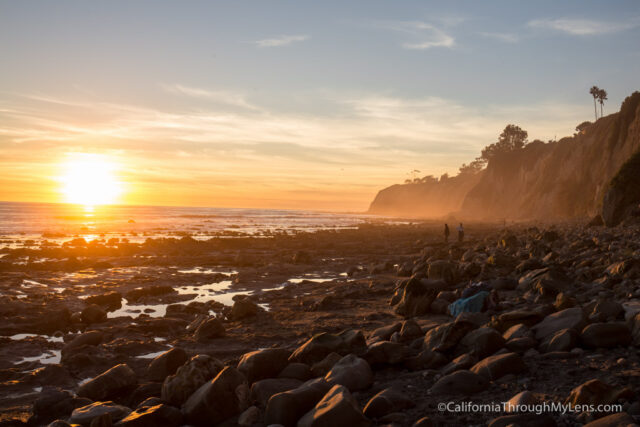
[1,220,640,426]
[3,2,640,426]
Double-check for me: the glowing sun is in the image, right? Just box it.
[61,154,122,207]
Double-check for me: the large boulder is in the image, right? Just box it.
[265,378,332,426]
[278,363,312,381]
[81,304,107,324]
[297,385,369,427]
[589,300,624,322]
[427,261,457,285]
[116,404,183,427]
[504,391,542,412]
[517,268,550,292]
[423,320,475,353]
[126,285,175,302]
[86,292,122,311]
[580,322,632,348]
[496,310,543,331]
[502,324,531,341]
[77,364,137,401]
[237,348,291,383]
[193,317,225,342]
[430,370,489,395]
[398,319,424,342]
[146,348,189,382]
[289,332,358,365]
[250,378,302,406]
[161,355,224,406]
[394,278,447,317]
[532,307,587,340]
[368,322,402,342]
[28,387,92,426]
[310,352,343,377]
[441,354,477,375]
[540,329,577,353]
[583,412,637,427]
[62,330,103,357]
[455,327,505,359]
[470,353,526,380]
[531,269,570,297]
[565,379,633,406]
[324,354,373,392]
[68,401,131,426]
[182,366,248,426]
[230,298,262,320]
[363,387,415,419]
[362,341,407,366]
[404,349,448,371]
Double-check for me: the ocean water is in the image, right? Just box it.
[0,201,387,246]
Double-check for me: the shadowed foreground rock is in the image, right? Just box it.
[297,384,370,427]
[161,355,224,406]
[182,366,248,426]
[77,364,137,401]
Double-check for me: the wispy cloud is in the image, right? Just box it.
[527,17,640,36]
[255,34,309,47]
[372,20,455,50]
[478,31,519,43]
[161,84,260,111]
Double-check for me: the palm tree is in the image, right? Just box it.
[589,86,600,120]
[597,88,608,118]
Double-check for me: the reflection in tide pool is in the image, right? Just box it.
[286,273,343,284]
[107,280,257,319]
[14,350,61,365]
[287,278,331,284]
[177,267,238,275]
[21,280,46,288]
[136,348,171,359]
[8,333,64,343]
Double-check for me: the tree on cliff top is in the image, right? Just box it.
[479,124,528,163]
[575,121,592,134]
[590,85,600,120]
[598,88,608,117]
[458,159,485,175]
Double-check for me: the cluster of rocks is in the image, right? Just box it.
[3,223,640,426]
[28,335,388,426]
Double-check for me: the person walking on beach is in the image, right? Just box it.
[444,223,450,243]
[457,223,464,243]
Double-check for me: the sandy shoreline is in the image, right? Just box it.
[1,222,639,426]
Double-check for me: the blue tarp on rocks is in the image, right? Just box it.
[448,291,489,317]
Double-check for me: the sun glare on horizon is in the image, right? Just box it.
[61,154,122,208]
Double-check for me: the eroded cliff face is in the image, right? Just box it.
[368,92,640,221]
[368,174,482,217]
[462,94,640,221]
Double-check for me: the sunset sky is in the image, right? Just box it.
[1,1,639,211]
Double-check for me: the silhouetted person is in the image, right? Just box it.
[444,223,450,243]
[457,223,464,243]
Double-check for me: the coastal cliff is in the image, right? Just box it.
[367,173,482,218]
[368,92,640,222]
